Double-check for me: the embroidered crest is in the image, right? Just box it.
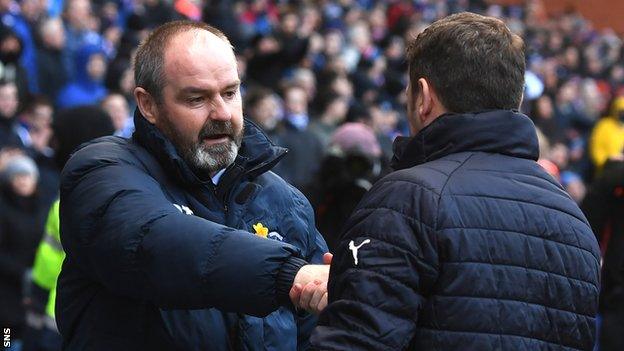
[173,204,194,215]
[267,231,284,241]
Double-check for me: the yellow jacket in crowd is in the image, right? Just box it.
[590,97,624,172]
[31,200,64,318]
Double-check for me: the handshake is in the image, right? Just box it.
[289,253,333,315]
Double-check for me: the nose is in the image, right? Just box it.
[209,95,231,122]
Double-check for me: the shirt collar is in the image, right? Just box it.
[211,168,226,185]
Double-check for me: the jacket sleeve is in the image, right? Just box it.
[60,158,306,317]
[310,177,439,350]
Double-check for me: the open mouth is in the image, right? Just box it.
[201,134,231,146]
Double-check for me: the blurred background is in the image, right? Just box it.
[0,0,623,350]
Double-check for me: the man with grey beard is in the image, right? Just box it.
[55,21,329,351]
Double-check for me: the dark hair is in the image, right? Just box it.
[134,20,231,104]
[23,95,52,114]
[318,92,346,113]
[280,83,306,99]
[0,78,15,88]
[244,86,274,109]
[52,105,115,168]
[406,12,525,112]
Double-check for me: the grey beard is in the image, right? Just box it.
[185,139,239,174]
[155,106,244,176]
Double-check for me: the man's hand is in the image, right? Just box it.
[289,253,333,314]
[323,252,333,265]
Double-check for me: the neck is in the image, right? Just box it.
[423,106,449,128]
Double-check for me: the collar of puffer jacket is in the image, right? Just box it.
[131,108,288,188]
[391,109,539,170]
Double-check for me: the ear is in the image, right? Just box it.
[134,87,158,124]
[417,78,433,124]
[406,82,417,115]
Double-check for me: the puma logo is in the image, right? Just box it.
[349,239,371,265]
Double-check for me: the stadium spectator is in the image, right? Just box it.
[307,122,383,251]
[0,154,48,350]
[36,18,68,101]
[582,159,624,351]
[272,84,323,189]
[0,27,30,106]
[245,86,281,141]
[0,0,37,93]
[0,80,21,149]
[590,96,624,172]
[100,92,133,137]
[55,44,108,109]
[309,94,349,149]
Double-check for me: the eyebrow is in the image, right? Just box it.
[224,80,241,90]
[179,80,241,95]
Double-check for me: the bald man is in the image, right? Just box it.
[56,21,328,351]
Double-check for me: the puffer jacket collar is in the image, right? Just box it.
[131,108,287,191]
[391,110,539,170]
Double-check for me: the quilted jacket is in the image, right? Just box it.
[311,110,600,351]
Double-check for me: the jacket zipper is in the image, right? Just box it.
[212,185,228,214]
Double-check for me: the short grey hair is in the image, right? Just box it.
[133,20,232,104]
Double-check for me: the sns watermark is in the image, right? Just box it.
[3,328,9,348]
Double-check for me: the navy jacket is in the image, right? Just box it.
[311,110,600,350]
[57,111,327,350]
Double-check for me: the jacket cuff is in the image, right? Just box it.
[276,256,308,306]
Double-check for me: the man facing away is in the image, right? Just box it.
[56,21,329,350]
[310,12,600,351]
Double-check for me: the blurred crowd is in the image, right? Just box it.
[1,0,624,349]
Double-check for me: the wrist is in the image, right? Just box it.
[276,256,307,306]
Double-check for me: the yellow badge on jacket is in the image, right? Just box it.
[252,223,285,241]
[253,223,269,238]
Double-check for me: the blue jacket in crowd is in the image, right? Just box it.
[57,111,327,350]
[311,110,600,351]
[55,45,107,109]
[1,10,38,93]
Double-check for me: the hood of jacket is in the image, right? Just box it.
[391,109,539,170]
[73,44,105,86]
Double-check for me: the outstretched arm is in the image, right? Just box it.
[60,158,309,317]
